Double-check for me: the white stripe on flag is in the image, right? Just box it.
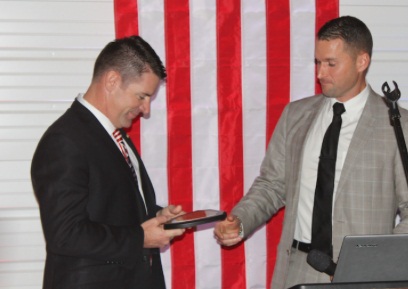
[137,0,172,286]
[242,0,268,288]
[115,0,338,288]
[291,0,317,101]
[190,1,222,289]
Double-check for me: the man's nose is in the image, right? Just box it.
[140,98,151,118]
[316,64,327,79]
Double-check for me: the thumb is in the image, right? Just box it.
[227,214,237,222]
[170,204,183,214]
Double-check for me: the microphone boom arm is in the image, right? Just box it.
[382,81,408,186]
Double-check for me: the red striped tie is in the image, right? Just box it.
[113,129,137,180]
[113,129,147,214]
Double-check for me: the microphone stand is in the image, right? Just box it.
[382,81,408,186]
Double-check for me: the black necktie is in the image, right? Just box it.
[311,102,346,257]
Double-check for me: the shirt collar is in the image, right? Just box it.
[325,84,370,118]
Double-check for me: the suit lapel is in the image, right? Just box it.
[73,101,138,182]
[335,89,379,198]
[289,96,325,216]
[71,100,149,220]
[120,130,157,218]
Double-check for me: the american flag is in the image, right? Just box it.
[114,0,338,288]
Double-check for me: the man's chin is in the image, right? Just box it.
[323,93,336,99]
[121,120,133,128]
[123,116,141,128]
[321,89,336,99]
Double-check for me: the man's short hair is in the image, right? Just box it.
[92,35,166,83]
[318,16,373,58]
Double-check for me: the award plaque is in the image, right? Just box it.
[163,209,227,230]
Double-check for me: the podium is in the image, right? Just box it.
[289,281,408,289]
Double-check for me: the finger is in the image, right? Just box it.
[156,214,170,224]
[173,205,184,215]
[217,237,242,247]
[214,225,228,238]
[166,228,185,238]
[223,230,240,237]
[172,229,185,237]
[214,220,235,235]
[213,224,225,238]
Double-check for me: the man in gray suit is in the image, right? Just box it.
[214,16,408,289]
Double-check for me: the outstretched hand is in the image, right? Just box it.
[213,214,243,246]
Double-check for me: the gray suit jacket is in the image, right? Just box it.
[232,87,408,289]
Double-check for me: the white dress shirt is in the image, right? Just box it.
[294,85,370,243]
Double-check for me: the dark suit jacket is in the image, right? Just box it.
[31,100,166,289]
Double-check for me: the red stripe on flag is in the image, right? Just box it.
[114,0,141,152]
[114,0,138,38]
[265,0,290,144]
[315,0,339,94]
[164,1,196,288]
[315,0,339,39]
[265,0,290,285]
[216,1,246,288]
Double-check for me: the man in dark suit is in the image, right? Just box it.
[31,36,185,289]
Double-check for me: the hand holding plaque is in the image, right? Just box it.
[163,209,226,230]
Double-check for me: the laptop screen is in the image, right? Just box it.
[332,234,408,283]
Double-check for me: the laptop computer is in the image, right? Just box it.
[289,281,408,289]
[332,234,408,283]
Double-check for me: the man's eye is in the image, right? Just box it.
[328,62,335,67]
[138,95,146,100]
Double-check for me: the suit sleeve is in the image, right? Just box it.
[232,105,288,236]
[31,132,144,265]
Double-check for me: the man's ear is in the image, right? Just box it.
[103,70,121,93]
[356,52,370,73]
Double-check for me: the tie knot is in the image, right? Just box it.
[333,102,345,116]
